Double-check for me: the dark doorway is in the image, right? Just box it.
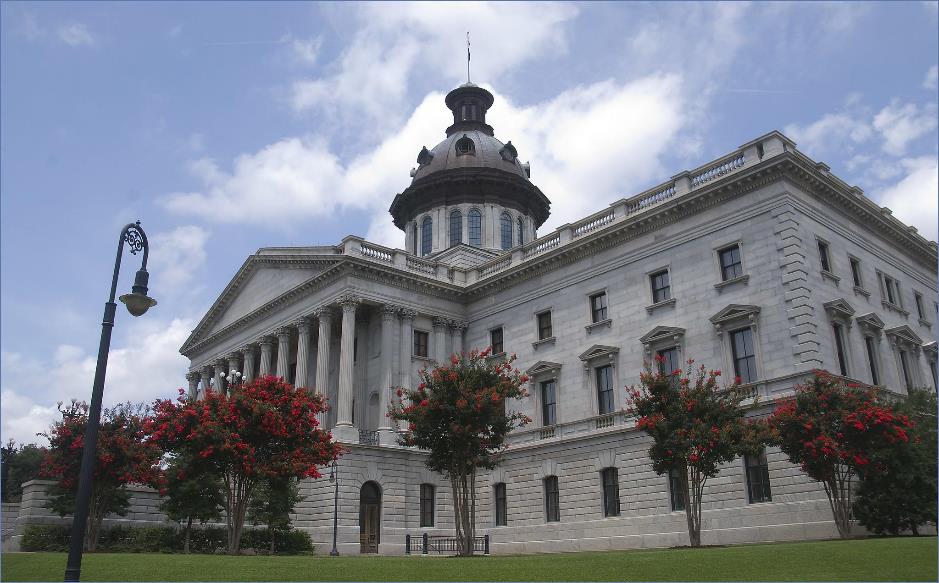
[359,481,381,553]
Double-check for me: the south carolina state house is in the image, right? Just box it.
[177,81,938,555]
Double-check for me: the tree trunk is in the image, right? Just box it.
[270,522,275,555]
[822,468,853,539]
[184,516,192,554]
[910,522,920,536]
[85,489,107,552]
[225,470,255,554]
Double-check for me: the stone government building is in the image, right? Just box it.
[9,81,934,554]
[178,82,938,554]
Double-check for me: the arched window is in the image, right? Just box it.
[412,223,418,255]
[468,209,482,247]
[500,212,513,250]
[455,135,475,156]
[449,210,463,247]
[517,217,525,245]
[421,216,432,256]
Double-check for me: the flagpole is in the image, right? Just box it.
[466,32,471,83]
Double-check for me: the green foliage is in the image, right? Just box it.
[626,358,767,547]
[389,348,531,556]
[1,440,46,502]
[20,524,313,555]
[853,388,937,535]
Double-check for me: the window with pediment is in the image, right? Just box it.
[710,304,762,385]
[824,299,857,378]
[856,312,885,386]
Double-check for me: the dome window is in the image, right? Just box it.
[461,102,478,121]
[455,135,476,157]
[499,141,518,162]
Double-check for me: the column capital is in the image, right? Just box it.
[448,319,468,330]
[239,343,256,353]
[338,293,361,310]
[201,365,214,375]
[398,308,417,321]
[214,358,227,368]
[295,315,314,331]
[225,352,241,361]
[276,326,292,340]
[381,304,401,321]
[313,305,334,320]
[432,316,449,331]
[259,336,276,348]
[185,371,200,381]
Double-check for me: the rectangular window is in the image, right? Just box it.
[850,257,863,287]
[884,275,898,305]
[596,365,614,414]
[490,327,504,355]
[832,323,848,376]
[537,311,553,340]
[930,361,938,392]
[669,467,685,511]
[541,380,557,426]
[818,240,831,272]
[730,328,757,384]
[494,483,507,526]
[719,244,743,281]
[745,451,772,503]
[899,349,913,390]
[420,484,435,527]
[544,476,560,522]
[914,292,925,320]
[414,331,429,358]
[657,347,680,376]
[650,270,671,303]
[590,292,608,323]
[865,336,880,385]
[601,467,620,517]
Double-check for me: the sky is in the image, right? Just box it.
[2,1,937,446]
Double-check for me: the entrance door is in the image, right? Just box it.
[359,481,381,553]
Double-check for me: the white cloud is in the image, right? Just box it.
[163,73,688,248]
[287,35,323,66]
[290,2,577,132]
[873,101,938,156]
[875,156,939,242]
[149,226,210,295]
[784,112,873,158]
[1,318,194,446]
[56,22,96,47]
[924,65,938,90]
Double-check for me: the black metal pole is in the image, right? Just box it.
[330,462,339,556]
[64,223,150,582]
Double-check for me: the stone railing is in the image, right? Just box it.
[336,132,795,286]
[507,411,632,446]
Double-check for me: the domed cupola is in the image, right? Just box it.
[389,83,551,257]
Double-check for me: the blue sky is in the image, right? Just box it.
[2,1,937,445]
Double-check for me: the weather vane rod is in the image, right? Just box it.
[466,31,471,84]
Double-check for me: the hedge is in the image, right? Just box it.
[21,524,314,555]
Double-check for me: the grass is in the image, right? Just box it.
[2,537,936,581]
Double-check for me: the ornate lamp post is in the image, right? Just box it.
[220,369,242,392]
[329,460,340,556]
[64,222,157,582]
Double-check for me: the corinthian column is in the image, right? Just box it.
[295,317,313,389]
[186,372,199,399]
[259,337,274,376]
[227,353,241,386]
[201,366,214,395]
[399,309,416,389]
[213,360,226,395]
[314,306,333,427]
[241,345,256,382]
[276,327,291,381]
[334,295,360,442]
[378,305,398,444]
[450,320,466,356]
[433,317,449,363]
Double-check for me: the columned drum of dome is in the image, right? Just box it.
[392,83,550,255]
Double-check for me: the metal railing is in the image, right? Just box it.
[405,533,490,555]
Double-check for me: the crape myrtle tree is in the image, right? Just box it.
[148,376,340,555]
[40,401,161,551]
[157,452,225,553]
[852,387,936,535]
[390,349,531,556]
[769,371,914,539]
[626,357,767,548]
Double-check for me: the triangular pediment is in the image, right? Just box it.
[923,341,937,357]
[181,254,340,354]
[855,312,885,330]
[579,344,620,362]
[885,325,923,345]
[823,298,855,319]
[639,326,686,345]
[433,244,500,269]
[709,304,761,326]
[526,360,562,377]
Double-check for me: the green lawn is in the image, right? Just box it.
[2,537,935,582]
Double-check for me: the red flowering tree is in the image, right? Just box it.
[389,349,531,556]
[769,371,914,538]
[148,376,340,554]
[40,401,161,551]
[626,358,766,547]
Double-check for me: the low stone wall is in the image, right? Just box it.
[2,502,21,546]
[4,480,174,552]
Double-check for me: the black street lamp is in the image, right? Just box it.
[329,460,340,556]
[64,221,156,582]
